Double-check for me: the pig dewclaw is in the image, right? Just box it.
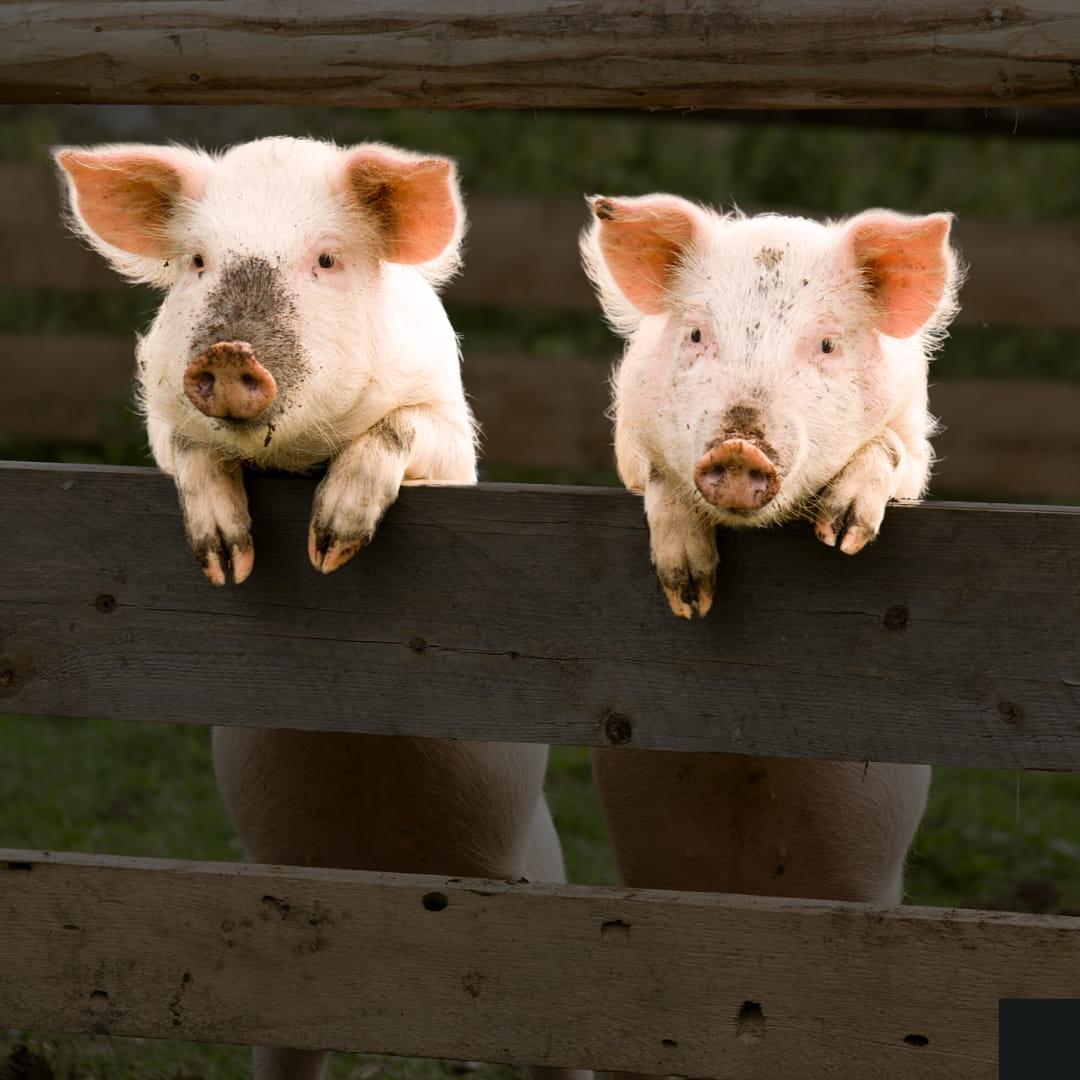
[581,192,962,619]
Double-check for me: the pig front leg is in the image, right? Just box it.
[309,405,474,574]
[646,472,718,619]
[169,437,254,586]
[813,430,912,556]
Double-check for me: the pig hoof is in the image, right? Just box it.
[656,565,714,620]
[230,544,255,583]
[814,520,839,548]
[308,523,368,575]
[193,535,254,586]
[814,510,878,555]
[839,523,875,555]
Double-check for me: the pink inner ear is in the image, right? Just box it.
[343,151,459,265]
[849,212,952,338]
[57,150,202,258]
[593,195,700,315]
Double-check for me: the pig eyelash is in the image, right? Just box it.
[820,337,837,354]
[316,253,341,271]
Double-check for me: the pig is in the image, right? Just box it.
[581,194,958,620]
[581,193,955,1079]
[57,137,585,1080]
[56,137,476,585]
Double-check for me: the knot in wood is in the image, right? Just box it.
[602,710,633,745]
[883,604,909,630]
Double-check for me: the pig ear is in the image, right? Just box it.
[583,194,707,318]
[54,144,211,278]
[845,210,957,338]
[342,146,464,270]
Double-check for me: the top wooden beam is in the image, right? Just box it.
[2,2,1080,109]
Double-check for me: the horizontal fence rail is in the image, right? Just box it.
[5,165,1079,330]
[5,163,1080,499]
[2,849,1079,1079]
[2,2,1080,108]
[4,336,1080,502]
[1,462,1078,768]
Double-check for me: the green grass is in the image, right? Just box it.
[5,715,1080,1077]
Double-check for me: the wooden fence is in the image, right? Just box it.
[4,5,1080,1078]
[4,162,1080,498]
[2,463,1080,1080]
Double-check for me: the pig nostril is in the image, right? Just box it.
[195,372,215,398]
[749,469,765,485]
[241,373,258,390]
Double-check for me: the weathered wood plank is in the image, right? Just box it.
[455,199,1080,332]
[2,2,1079,109]
[1,849,1075,1078]
[0,335,136,442]
[929,381,1080,501]
[7,164,1080,330]
[470,357,1080,502]
[1,462,1078,768]
[3,333,1079,502]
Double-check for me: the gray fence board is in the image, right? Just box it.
[2,849,1078,1078]
[6,165,1080,331]
[1,462,1078,768]
[2,3,1080,109]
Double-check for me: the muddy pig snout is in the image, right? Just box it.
[183,341,277,420]
[694,438,780,511]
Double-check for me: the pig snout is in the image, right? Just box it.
[694,437,780,512]
[183,341,277,421]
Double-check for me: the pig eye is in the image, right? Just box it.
[690,328,702,344]
[821,337,837,354]
[192,254,205,270]
[317,253,336,270]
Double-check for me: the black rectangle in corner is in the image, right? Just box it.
[1000,999,1080,1079]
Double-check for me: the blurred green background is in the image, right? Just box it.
[2,105,1080,1079]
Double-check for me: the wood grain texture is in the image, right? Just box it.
[2,849,1077,1078]
[8,164,1080,330]
[3,334,1078,502]
[1,462,1078,768]
[2,2,1080,108]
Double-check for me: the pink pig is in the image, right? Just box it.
[582,194,959,618]
[57,138,586,1080]
[56,137,475,585]
[582,196,957,1080]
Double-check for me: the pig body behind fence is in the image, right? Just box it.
[582,193,955,1080]
[57,137,583,1080]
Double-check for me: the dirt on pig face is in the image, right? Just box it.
[187,253,310,426]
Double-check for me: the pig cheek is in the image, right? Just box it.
[848,336,895,431]
[664,364,723,479]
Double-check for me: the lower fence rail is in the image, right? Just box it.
[1,849,1076,1079]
